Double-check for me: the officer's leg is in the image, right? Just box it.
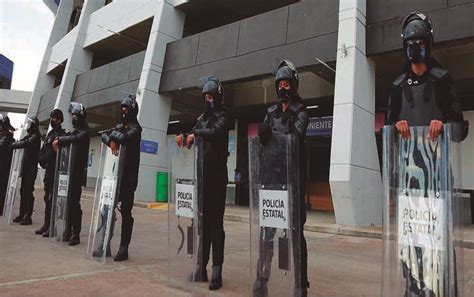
[252,227,277,297]
[14,176,27,222]
[68,183,82,245]
[210,180,226,267]
[0,177,7,216]
[35,187,51,234]
[25,172,36,219]
[209,179,226,290]
[114,186,133,261]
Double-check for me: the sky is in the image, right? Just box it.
[0,0,54,137]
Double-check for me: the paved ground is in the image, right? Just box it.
[0,188,473,296]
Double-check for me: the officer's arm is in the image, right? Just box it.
[194,114,230,138]
[11,134,39,149]
[109,125,141,145]
[293,109,309,138]
[57,130,89,145]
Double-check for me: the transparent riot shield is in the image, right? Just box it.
[50,144,75,242]
[2,149,24,224]
[249,134,302,297]
[382,124,464,297]
[87,143,125,263]
[168,137,203,292]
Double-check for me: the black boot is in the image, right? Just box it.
[114,244,129,262]
[13,214,24,223]
[209,265,223,290]
[68,234,80,246]
[42,229,50,238]
[20,216,32,225]
[35,224,48,235]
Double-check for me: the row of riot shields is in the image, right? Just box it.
[167,135,301,296]
[382,124,464,297]
[1,124,465,296]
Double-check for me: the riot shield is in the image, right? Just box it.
[249,134,302,297]
[49,144,75,242]
[2,149,24,224]
[167,137,203,292]
[381,124,464,297]
[87,143,125,263]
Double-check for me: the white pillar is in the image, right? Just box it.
[135,1,185,201]
[53,0,105,131]
[25,0,74,120]
[329,0,382,226]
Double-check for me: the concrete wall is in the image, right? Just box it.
[160,0,339,92]
[367,0,474,55]
[72,51,145,108]
[37,86,59,122]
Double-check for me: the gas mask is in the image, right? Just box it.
[205,100,214,113]
[406,39,427,64]
[277,87,291,104]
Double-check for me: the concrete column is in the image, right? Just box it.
[135,1,185,201]
[25,0,74,120]
[329,0,382,226]
[53,0,106,131]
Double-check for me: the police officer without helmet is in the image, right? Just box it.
[99,94,142,261]
[0,114,16,216]
[35,109,65,237]
[175,76,233,291]
[255,59,310,297]
[387,12,467,140]
[11,116,41,225]
[53,103,90,246]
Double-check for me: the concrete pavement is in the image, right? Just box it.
[0,188,473,296]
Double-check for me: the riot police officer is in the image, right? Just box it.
[254,60,309,297]
[36,109,65,237]
[100,95,142,261]
[176,76,233,290]
[386,12,468,296]
[0,114,16,216]
[11,116,41,225]
[53,103,90,246]
[387,11,467,139]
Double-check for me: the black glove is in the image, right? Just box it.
[101,132,111,145]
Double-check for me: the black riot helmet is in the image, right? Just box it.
[274,59,299,103]
[49,108,64,128]
[0,113,15,132]
[401,12,434,63]
[201,76,224,105]
[120,94,139,123]
[68,102,87,127]
[25,116,39,134]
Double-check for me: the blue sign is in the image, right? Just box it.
[140,140,158,155]
[307,117,333,137]
[228,135,236,154]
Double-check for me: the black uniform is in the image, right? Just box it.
[11,127,41,222]
[108,122,142,247]
[0,130,15,215]
[258,98,309,295]
[193,107,232,270]
[57,124,90,238]
[387,63,465,128]
[38,125,65,231]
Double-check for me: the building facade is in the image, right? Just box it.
[27,0,474,226]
